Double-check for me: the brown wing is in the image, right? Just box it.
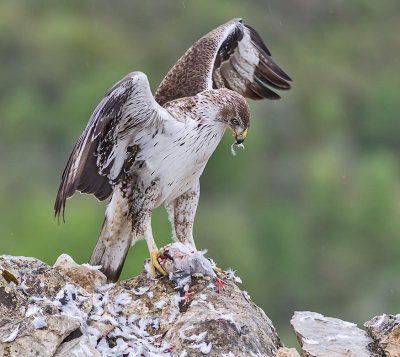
[154,18,291,106]
[54,72,170,221]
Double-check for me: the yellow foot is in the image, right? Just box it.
[213,267,226,275]
[150,250,167,278]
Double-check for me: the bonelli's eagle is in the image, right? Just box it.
[55,19,291,282]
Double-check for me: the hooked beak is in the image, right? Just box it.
[233,129,247,145]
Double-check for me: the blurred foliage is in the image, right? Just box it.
[1,0,400,347]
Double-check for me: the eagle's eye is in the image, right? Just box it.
[231,118,240,126]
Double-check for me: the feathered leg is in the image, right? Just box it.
[165,180,200,249]
[89,188,135,283]
[165,181,226,301]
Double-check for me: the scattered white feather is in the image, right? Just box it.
[32,317,48,329]
[154,299,166,309]
[174,293,185,306]
[370,314,386,328]
[168,308,179,323]
[199,294,207,301]
[2,324,20,342]
[25,304,40,317]
[20,280,32,295]
[78,336,93,355]
[127,314,139,325]
[189,342,212,354]
[114,293,132,306]
[207,303,241,334]
[54,283,87,323]
[96,283,115,292]
[132,286,150,295]
[226,269,242,283]
[180,329,207,343]
[86,325,100,347]
[10,244,241,356]
[82,263,102,271]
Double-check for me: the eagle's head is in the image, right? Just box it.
[216,89,250,145]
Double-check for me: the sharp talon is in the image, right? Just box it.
[213,267,226,275]
[215,276,227,292]
[150,251,167,278]
[163,252,174,261]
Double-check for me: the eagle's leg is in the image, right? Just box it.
[90,188,134,283]
[166,181,226,277]
[141,213,167,278]
[165,181,200,249]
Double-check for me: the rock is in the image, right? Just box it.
[290,311,374,357]
[0,307,80,357]
[0,254,283,356]
[0,255,70,298]
[276,347,301,357]
[93,271,282,356]
[53,254,107,293]
[365,314,400,356]
[0,255,83,357]
[54,336,101,357]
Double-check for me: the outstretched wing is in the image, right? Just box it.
[55,72,170,220]
[155,18,291,106]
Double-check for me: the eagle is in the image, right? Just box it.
[55,18,291,283]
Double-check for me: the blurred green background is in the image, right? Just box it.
[1,0,399,347]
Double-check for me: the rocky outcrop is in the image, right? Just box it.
[290,311,373,356]
[1,253,400,356]
[365,314,400,356]
[290,311,400,356]
[53,254,107,294]
[0,254,282,356]
[0,256,83,357]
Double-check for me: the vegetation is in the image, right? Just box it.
[1,0,399,345]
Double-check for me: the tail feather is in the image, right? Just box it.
[90,215,133,283]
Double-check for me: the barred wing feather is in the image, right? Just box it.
[54,72,170,220]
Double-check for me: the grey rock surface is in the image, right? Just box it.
[291,311,374,357]
[53,254,107,293]
[0,254,282,356]
[365,314,400,356]
[0,255,70,298]
[104,271,282,356]
[276,347,301,356]
[0,255,82,357]
[54,336,102,357]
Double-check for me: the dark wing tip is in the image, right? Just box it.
[244,23,292,84]
[54,159,75,224]
[54,188,66,224]
[251,77,282,100]
[244,24,271,56]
